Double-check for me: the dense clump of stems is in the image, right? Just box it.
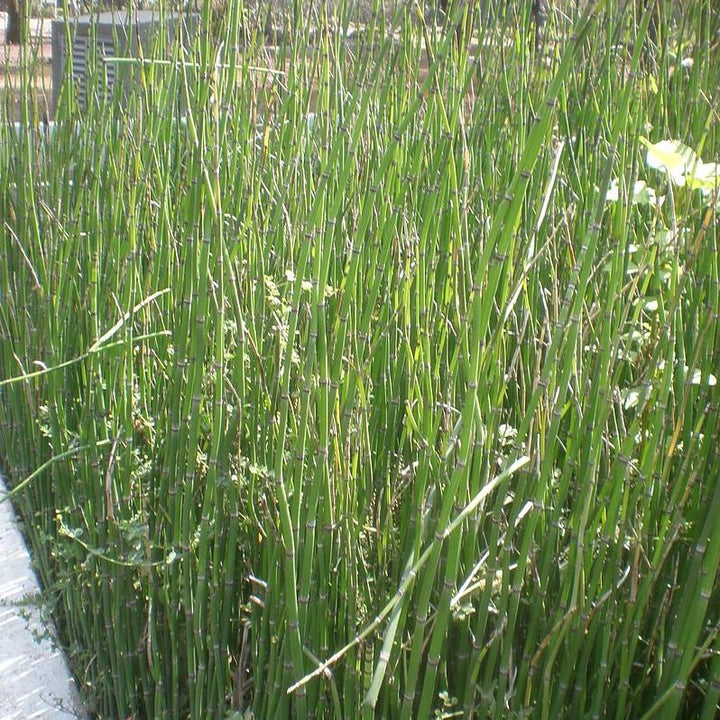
[1,0,718,717]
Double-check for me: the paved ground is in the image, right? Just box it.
[0,476,87,720]
[0,12,54,119]
[0,12,53,63]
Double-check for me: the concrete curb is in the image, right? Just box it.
[0,475,87,720]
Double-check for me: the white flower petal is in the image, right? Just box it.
[641,137,702,187]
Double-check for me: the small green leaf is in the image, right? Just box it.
[631,180,662,206]
[688,368,717,386]
[604,178,662,206]
[605,179,620,202]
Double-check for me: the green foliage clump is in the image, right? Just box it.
[1,0,719,718]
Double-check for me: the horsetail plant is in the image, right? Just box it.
[1,0,718,717]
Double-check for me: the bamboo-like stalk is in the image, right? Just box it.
[1,0,718,718]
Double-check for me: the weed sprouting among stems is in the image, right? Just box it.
[1,0,719,718]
